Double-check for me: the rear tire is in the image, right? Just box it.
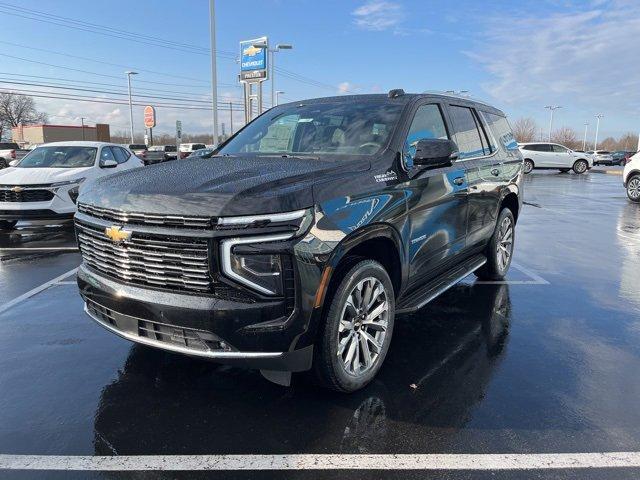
[313,259,395,393]
[0,220,17,231]
[627,175,640,203]
[475,208,515,281]
[573,159,588,174]
[0,158,7,169]
[523,159,534,174]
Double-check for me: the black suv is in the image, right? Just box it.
[75,91,523,392]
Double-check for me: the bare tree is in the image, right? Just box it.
[617,132,639,151]
[0,92,47,139]
[599,137,617,151]
[551,127,580,149]
[512,117,538,143]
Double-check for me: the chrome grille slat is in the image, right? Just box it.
[77,203,213,229]
[76,221,213,292]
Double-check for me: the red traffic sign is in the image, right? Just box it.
[143,106,156,128]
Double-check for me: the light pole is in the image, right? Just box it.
[275,91,285,106]
[125,71,138,143]
[593,114,604,150]
[209,0,219,148]
[253,42,293,109]
[544,105,561,142]
[582,122,588,151]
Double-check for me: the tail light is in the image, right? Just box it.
[10,150,15,159]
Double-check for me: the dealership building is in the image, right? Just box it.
[11,123,111,146]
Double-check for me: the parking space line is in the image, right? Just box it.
[474,262,550,285]
[0,267,78,315]
[1,452,640,471]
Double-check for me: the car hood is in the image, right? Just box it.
[78,155,371,216]
[0,167,93,185]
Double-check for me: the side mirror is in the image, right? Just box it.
[99,159,118,168]
[413,138,459,167]
[8,160,18,167]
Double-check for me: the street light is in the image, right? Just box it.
[209,0,219,148]
[275,91,285,106]
[582,122,589,151]
[594,114,604,150]
[544,105,561,142]
[125,71,138,143]
[252,42,293,109]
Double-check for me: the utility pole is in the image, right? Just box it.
[544,105,561,142]
[125,71,138,143]
[582,122,588,151]
[209,0,219,148]
[229,102,234,135]
[80,117,85,141]
[594,114,604,150]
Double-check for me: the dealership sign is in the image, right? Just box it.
[240,37,268,82]
[143,106,156,128]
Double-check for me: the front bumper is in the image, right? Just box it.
[77,264,313,372]
[0,185,77,220]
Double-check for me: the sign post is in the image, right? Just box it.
[143,106,156,146]
[176,120,182,159]
[239,37,268,122]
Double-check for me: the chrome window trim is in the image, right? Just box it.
[217,209,307,226]
[220,232,294,295]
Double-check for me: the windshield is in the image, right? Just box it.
[218,101,404,156]
[17,146,97,168]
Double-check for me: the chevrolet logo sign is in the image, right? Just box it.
[104,226,131,243]
[10,186,23,193]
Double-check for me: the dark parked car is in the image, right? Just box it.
[75,91,523,392]
[612,150,637,166]
[144,145,178,165]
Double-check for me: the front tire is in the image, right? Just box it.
[475,208,515,281]
[523,159,534,174]
[0,220,17,231]
[0,158,7,169]
[314,260,395,393]
[573,159,588,174]
[627,175,640,203]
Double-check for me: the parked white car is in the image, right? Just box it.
[623,152,640,202]
[0,141,143,230]
[518,142,592,174]
[587,150,615,166]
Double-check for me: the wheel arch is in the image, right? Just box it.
[499,190,520,223]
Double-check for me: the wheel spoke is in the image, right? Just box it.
[337,332,352,356]
[339,319,353,333]
[366,301,387,322]
[367,285,383,310]
[361,330,382,353]
[361,279,373,310]
[363,318,388,332]
[343,334,357,366]
[359,333,372,369]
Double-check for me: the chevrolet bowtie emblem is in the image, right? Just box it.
[104,225,131,243]
[10,186,23,193]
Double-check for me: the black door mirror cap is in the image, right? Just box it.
[413,138,459,167]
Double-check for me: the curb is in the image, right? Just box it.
[590,169,622,175]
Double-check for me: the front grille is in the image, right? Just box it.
[76,221,213,292]
[0,189,54,202]
[85,297,231,353]
[77,203,213,229]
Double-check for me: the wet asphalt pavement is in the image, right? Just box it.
[2,170,640,479]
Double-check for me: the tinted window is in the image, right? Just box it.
[129,144,146,150]
[449,105,488,159]
[219,101,404,156]
[114,147,130,164]
[0,143,19,150]
[481,112,519,155]
[403,104,448,168]
[552,145,568,153]
[17,146,97,168]
[164,145,177,152]
[193,144,206,150]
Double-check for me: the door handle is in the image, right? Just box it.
[453,177,465,186]
[491,168,500,176]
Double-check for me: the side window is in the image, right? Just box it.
[552,145,568,153]
[403,104,448,168]
[113,147,130,163]
[100,147,116,162]
[448,105,489,159]
[541,144,553,152]
[481,111,519,155]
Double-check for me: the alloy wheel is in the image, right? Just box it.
[496,216,513,271]
[575,161,587,173]
[337,277,389,377]
[524,161,533,174]
[628,177,640,200]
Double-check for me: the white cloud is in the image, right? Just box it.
[467,1,640,117]
[352,1,404,32]
[338,82,353,94]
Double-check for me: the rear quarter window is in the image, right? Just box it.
[481,112,519,156]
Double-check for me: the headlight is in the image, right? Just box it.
[50,177,86,188]
[220,232,293,296]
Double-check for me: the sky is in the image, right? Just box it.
[0,0,638,141]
